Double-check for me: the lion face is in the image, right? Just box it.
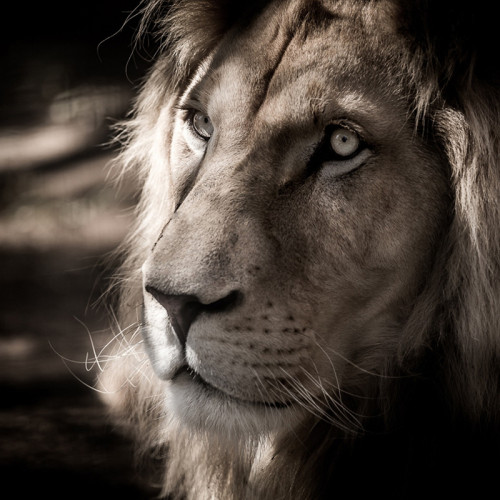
[139,1,448,435]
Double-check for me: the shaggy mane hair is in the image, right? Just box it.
[102,1,500,498]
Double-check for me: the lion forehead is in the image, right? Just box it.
[190,6,406,138]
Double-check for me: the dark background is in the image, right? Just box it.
[0,2,159,497]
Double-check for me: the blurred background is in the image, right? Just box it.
[0,1,159,497]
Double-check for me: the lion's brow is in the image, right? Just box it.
[252,24,296,115]
[254,1,340,114]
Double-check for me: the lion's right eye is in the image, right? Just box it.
[191,111,214,140]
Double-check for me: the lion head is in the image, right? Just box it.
[100,1,500,498]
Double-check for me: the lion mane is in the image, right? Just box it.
[100,1,500,498]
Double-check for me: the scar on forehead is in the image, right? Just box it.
[252,0,343,114]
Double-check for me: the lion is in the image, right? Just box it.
[99,0,500,498]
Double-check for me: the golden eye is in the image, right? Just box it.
[192,111,214,140]
[330,127,360,157]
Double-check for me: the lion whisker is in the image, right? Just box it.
[269,369,333,428]
[270,365,364,434]
[314,337,408,380]
[299,368,365,431]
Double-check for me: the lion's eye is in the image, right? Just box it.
[191,111,214,140]
[329,127,360,157]
[309,124,370,178]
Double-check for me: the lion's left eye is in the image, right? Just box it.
[191,111,214,140]
[330,127,360,157]
[312,125,370,177]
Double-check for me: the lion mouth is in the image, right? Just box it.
[172,365,290,410]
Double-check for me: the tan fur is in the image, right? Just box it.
[100,1,500,497]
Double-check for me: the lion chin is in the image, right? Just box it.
[99,0,500,498]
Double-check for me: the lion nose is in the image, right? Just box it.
[145,286,241,347]
[145,286,202,347]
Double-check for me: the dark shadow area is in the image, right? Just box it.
[0,1,159,497]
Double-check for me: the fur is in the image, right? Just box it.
[100,1,500,498]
